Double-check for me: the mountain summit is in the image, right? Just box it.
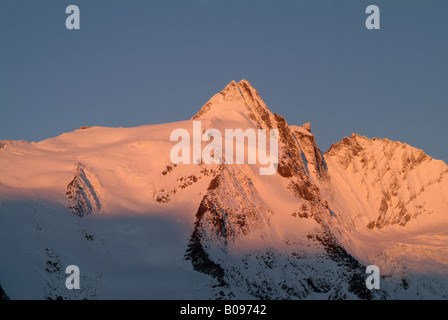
[0,80,447,299]
[193,80,276,131]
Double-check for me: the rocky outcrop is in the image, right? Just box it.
[66,163,102,217]
[291,123,328,183]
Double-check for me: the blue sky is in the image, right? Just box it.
[1,0,447,162]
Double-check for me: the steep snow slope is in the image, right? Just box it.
[177,80,382,299]
[0,80,447,299]
[319,134,448,298]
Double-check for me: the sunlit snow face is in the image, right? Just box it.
[169,121,278,175]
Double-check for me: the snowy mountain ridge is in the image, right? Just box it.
[0,80,447,299]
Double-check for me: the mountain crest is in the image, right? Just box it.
[193,80,276,130]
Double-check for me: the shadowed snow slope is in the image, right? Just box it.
[0,80,447,299]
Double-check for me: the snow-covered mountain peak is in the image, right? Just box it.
[1,80,448,300]
[323,132,448,231]
[319,133,448,292]
[325,134,434,171]
[192,80,276,130]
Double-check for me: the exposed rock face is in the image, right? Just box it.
[290,124,328,184]
[66,163,102,217]
[185,163,384,299]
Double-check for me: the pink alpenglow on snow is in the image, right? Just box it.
[169,120,279,175]
[0,79,447,300]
